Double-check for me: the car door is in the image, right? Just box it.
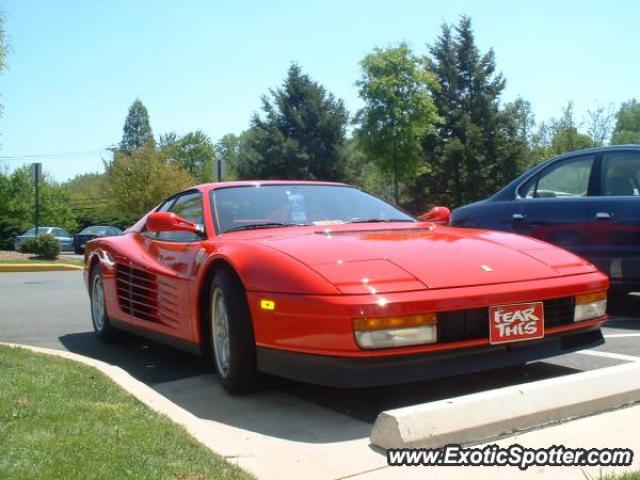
[129,190,207,341]
[587,150,640,290]
[52,228,73,250]
[514,153,598,259]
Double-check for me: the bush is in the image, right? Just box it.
[17,237,38,254]
[0,216,24,250]
[18,233,60,259]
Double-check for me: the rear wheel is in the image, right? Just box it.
[208,268,257,394]
[90,266,117,342]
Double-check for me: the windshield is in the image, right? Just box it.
[211,184,414,233]
[80,226,110,235]
[23,227,51,236]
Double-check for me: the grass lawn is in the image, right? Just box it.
[0,257,84,266]
[0,345,253,480]
[597,472,640,480]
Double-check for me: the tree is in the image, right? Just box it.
[0,166,77,248]
[0,14,7,117]
[611,99,640,145]
[160,130,215,182]
[420,16,507,208]
[103,143,194,223]
[356,43,439,204]
[586,104,615,146]
[119,99,154,153]
[496,98,536,182]
[237,64,349,181]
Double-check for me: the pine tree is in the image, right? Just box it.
[420,16,507,207]
[119,99,154,153]
[236,64,348,181]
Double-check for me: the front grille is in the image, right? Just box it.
[437,297,575,344]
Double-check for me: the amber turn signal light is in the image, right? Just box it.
[352,313,437,331]
[575,291,607,305]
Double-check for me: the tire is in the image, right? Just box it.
[90,265,117,342]
[207,268,257,394]
[74,247,84,255]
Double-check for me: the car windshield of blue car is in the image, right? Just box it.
[211,184,415,233]
[80,226,110,235]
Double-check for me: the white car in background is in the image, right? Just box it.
[13,226,74,252]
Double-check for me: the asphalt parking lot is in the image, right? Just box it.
[1,270,638,427]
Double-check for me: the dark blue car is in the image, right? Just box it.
[451,145,640,294]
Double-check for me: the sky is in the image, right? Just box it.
[0,0,639,181]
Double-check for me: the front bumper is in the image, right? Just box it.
[257,326,604,387]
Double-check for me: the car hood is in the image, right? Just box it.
[260,225,597,294]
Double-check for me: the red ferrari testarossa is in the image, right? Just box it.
[84,181,608,393]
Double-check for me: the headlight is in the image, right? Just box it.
[574,291,607,322]
[353,313,437,349]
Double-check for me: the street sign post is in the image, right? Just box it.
[31,163,42,237]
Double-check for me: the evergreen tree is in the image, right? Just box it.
[119,99,154,153]
[237,64,348,181]
[420,16,507,207]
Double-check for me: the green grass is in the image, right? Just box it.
[0,345,253,480]
[591,472,640,480]
[0,257,84,266]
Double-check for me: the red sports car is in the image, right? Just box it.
[84,181,609,393]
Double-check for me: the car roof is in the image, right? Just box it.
[542,144,640,162]
[191,180,349,192]
[485,144,640,202]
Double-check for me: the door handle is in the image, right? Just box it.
[594,212,611,220]
[512,213,525,221]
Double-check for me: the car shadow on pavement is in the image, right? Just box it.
[58,331,580,444]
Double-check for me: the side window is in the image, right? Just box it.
[53,228,70,237]
[157,191,204,242]
[524,155,594,199]
[601,152,640,196]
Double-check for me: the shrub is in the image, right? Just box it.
[0,216,25,250]
[17,237,39,254]
[18,234,60,259]
[35,234,61,259]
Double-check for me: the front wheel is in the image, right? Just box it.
[90,266,117,342]
[208,269,257,394]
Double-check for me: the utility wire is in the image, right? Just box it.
[0,147,114,160]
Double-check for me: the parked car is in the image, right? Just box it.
[73,225,123,254]
[451,145,640,294]
[14,226,73,252]
[85,181,608,393]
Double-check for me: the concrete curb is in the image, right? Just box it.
[0,263,83,272]
[370,360,640,449]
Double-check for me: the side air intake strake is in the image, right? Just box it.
[115,264,179,324]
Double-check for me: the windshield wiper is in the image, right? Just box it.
[345,218,414,224]
[223,222,306,233]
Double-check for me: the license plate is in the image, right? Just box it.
[489,302,544,345]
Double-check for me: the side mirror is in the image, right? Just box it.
[418,206,451,225]
[146,212,204,235]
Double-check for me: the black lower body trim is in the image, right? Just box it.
[110,318,202,356]
[256,327,604,388]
